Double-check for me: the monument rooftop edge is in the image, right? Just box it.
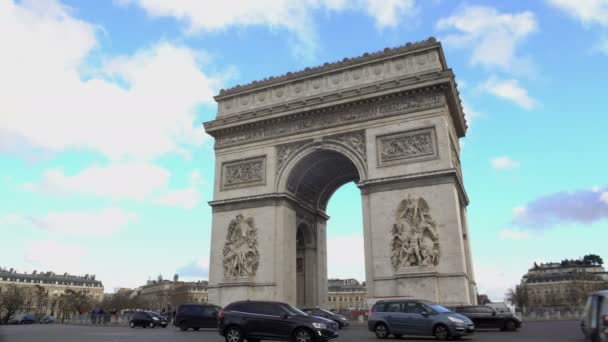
[204,37,467,143]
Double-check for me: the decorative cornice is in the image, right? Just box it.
[209,86,449,149]
[216,37,440,98]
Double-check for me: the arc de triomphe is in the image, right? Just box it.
[203,38,476,308]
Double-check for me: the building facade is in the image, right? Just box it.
[0,267,104,316]
[326,279,367,311]
[519,262,608,310]
[134,278,209,310]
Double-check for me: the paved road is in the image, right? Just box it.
[0,320,584,342]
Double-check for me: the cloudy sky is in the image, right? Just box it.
[1,0,607,301]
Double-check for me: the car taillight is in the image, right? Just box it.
[218,309,224,320]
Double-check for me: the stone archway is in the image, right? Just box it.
[204,38,477,307]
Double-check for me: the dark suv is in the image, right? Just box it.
[449,305,521,331]
[368,299,474,340]
[174,304,221,331]
[218,300,339,342]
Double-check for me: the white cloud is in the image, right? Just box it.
[24,163,171,201]
[327,234,365,281]
[461,101,483,128]
[3,207,138,236]
[24,240,86,274]
[157,187,201,209]
[481,77,538,110]
[591,186,601,193]
[499,229,531,240]
[474,263,523,302]
[546,0,608,27]
[0,0,222,161]
[491,156,521,170]
[436,5,537,71]
[600,192,608,205]
[512,206,528,218]
[121,0,416,58]
[23,163,204,209]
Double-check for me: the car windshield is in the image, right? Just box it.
[147,312,163,317]
[282,304,308,316]
[429,304,452,313]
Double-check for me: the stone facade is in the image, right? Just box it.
[135,279,210,310]
[204,38,476,307]
[0,267,104,316]
[519,262,608,311]
[327,279,368,311]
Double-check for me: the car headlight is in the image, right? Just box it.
[152,317,159,321]
[447,316,465,324]
[312,322,327,329]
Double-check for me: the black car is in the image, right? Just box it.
[218,300,339,342]
[129,311,168,328]
[174,304,221,331]
[449,305,521,331]
[301,308,349,329]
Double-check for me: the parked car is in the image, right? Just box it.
[7,314,35,325]
[174,303,221,331]
[449,305,521,331]
[40,315,57,324]
[368,299,474,340]
[581,289,608,342]
[301,308,350,329]
[218,300,339,342]
[129,311,168,328]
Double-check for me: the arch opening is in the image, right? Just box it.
[287,148,364,308]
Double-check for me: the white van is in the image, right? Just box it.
[581,290,608,342]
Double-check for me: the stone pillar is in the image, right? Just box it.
[361,181,473,305]
[315,218,329,309]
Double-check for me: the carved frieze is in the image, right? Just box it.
[276,141,310,174]
[216,93,445,148]
[223,214,260,279]
[326,131,366,161]
[222,156,266,190]
[377,127,437,166]
[216,46,442,117]
[391,196,439,270]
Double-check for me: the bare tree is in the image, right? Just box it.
[31,285,49,319]
[1,284,27,323]
[506,286,528,313]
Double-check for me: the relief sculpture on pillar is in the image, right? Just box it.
[223,214,260,279]
[390,196,440,270]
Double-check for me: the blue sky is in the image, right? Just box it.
[1,0,607,301]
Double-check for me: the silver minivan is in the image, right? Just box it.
[581,290,608,342]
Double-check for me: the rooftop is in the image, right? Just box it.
[216,37,439,98]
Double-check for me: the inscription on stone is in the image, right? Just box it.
[222,156,266,189]
[377,128,437,166]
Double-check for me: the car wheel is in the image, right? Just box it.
[293,328,313,342]
[225,326,243,342]
[333,320,343,329]
[504,320,517,331]
[129,322,135,328]
[148,322,155,328]
[374,323,389,339]
[179,322,188,331]
[433,324,450,341]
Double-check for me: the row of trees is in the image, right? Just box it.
[0,284,97,323]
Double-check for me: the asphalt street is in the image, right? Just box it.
[0,320,584,342]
